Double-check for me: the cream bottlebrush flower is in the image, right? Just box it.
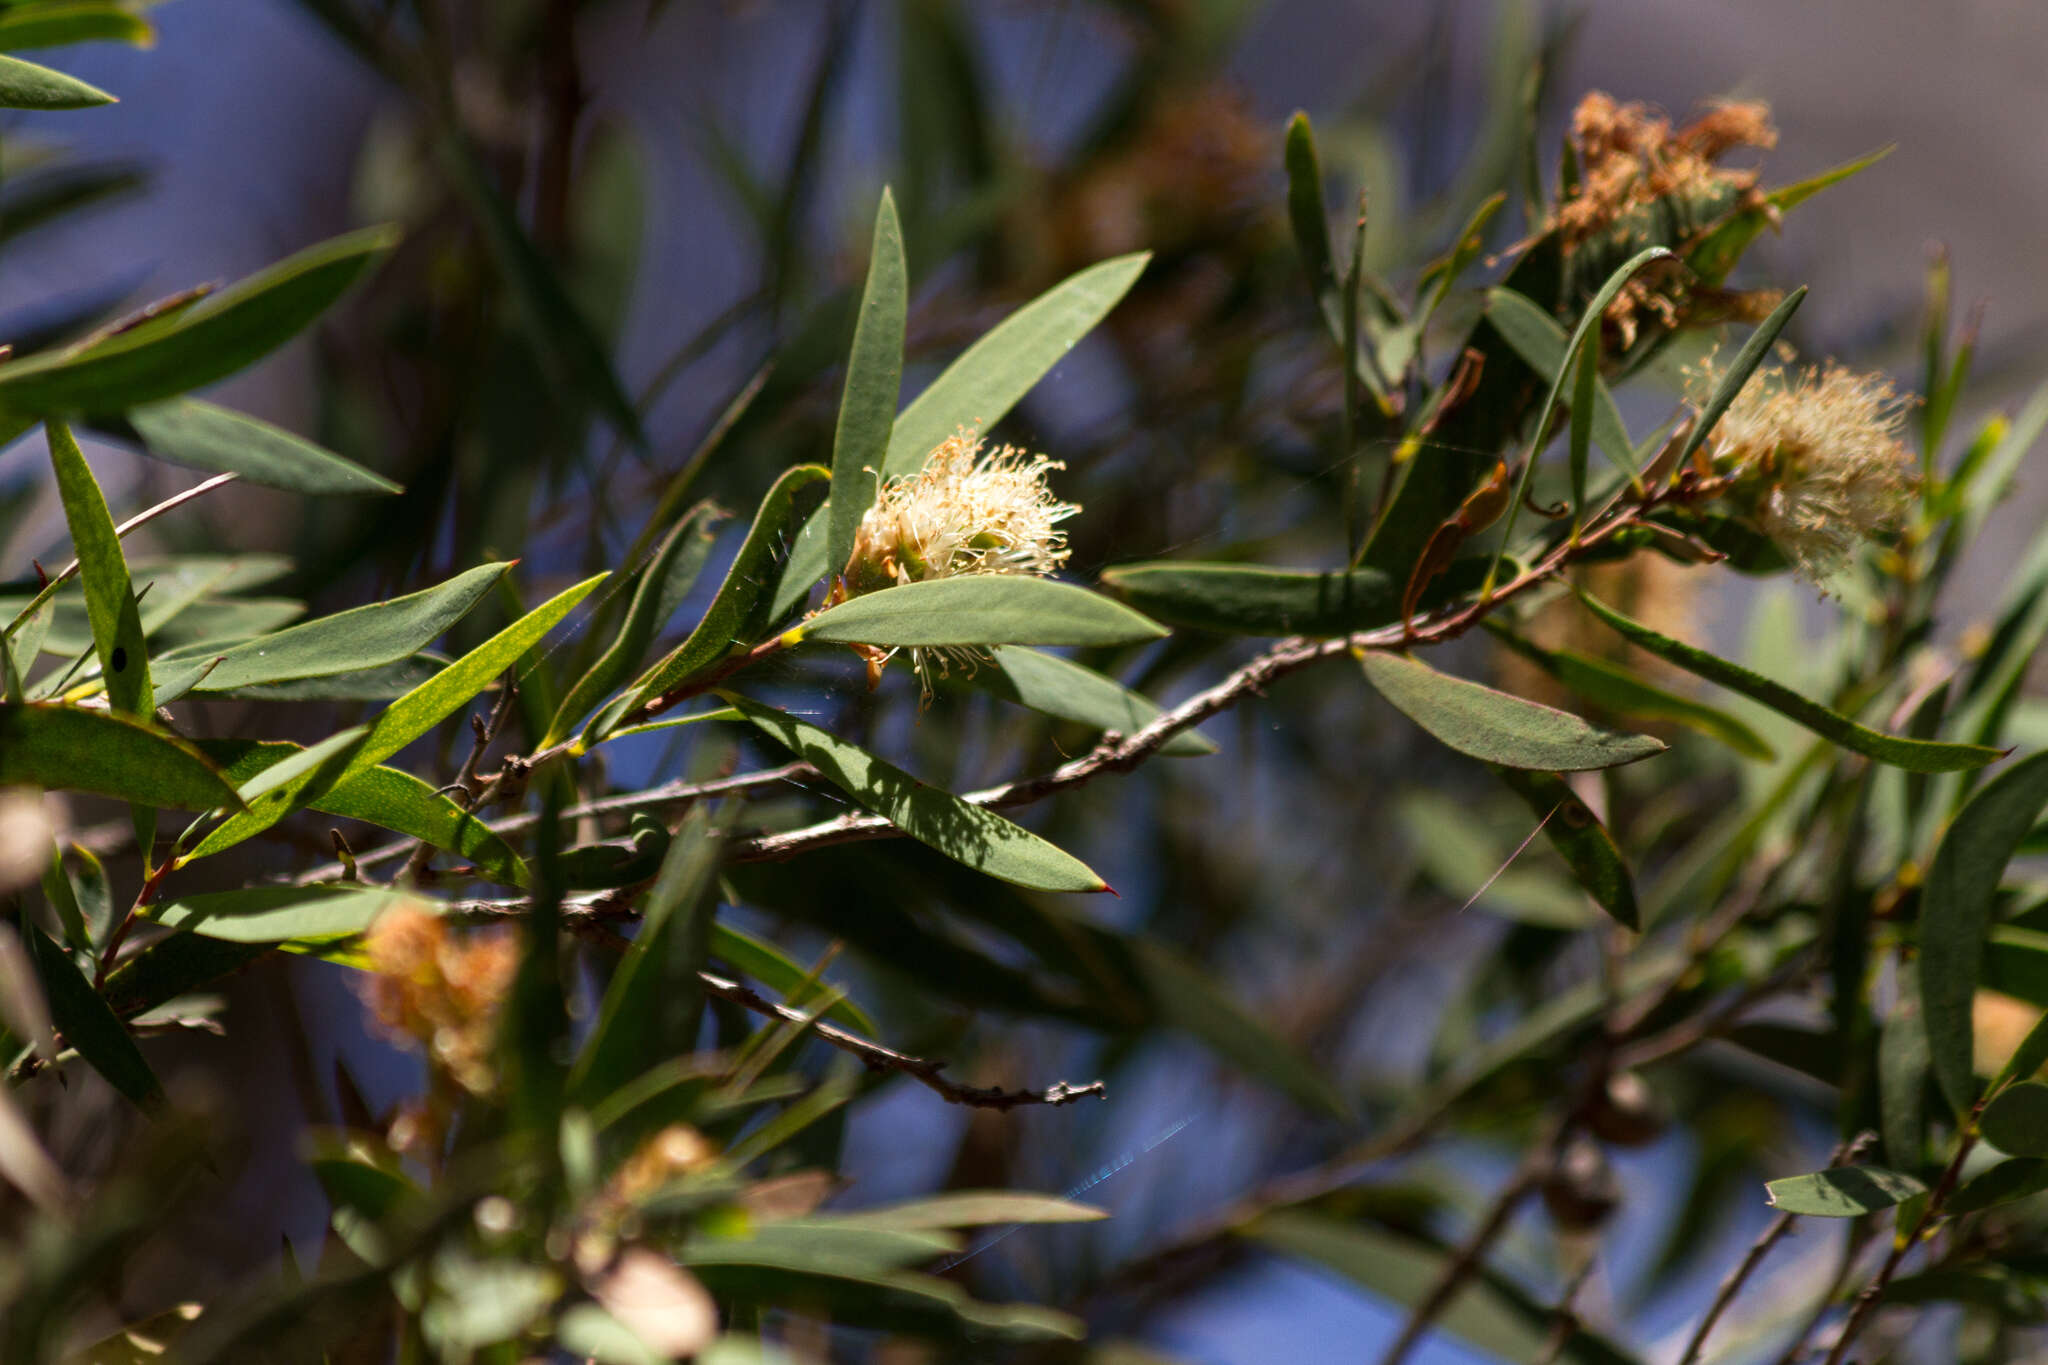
[1693,359,1917,590]
[839,429,1079,691]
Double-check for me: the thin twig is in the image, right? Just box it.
[1532,1255,1599,1365]
[697,970,1104,1111]
[398,674,518,882]
[289,763,816,886]
[1679,1132,1875,1365]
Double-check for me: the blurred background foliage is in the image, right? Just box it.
[7,1,2048,1362]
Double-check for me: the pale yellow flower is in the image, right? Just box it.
[840,429,1079,693]
[1694,359,1917,590]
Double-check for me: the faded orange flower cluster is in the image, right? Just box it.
[359,905,518,1097]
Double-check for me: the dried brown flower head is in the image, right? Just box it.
[360,905,518,1097]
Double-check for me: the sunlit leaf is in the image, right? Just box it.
[979,646,1212,756]
[798,577,1165,649]
[1765,1165,1926,1216]
[1362,651,1665,772]
[0,703,240,810]
[0,51,113,108]
[722,693,1106,893]
[828,189,907,571]
[113,398,400,496]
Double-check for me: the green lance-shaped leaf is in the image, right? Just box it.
[148,884,424,943]
[1992,1005,2048,1094]
[828,190,907,573]
[1492,767,1639,929]
[722,693,1106,893]
[571,807,720,1105]
[107,398,400,496]
[0,226,396,417]
[186,560,508,692]
[1675,286,1808,469]
[1483,287,1637,486]
[0,51,114,108]
[0,5,155,52]
[833,1193,1104,1230]
[184,572,606,862]
[1488,628,1775,760]
[199,738,528,887]
[603,464,828,739]
[796,576,1166,650]
[0,703,242,810]
[1098,558,1490,637]
[1981,1080,2048,1156]
[712,921,877,1037]
[1765,1165,1927,1217]
[22,920,161,1109]
[1688,147,1893,284]
[1487,246,1673,592]
[47,418,150,715]
[979,646,1213,756]
[1578,591,2004,773]
[1923,752,2048,1114]
[544,505,721,747]
[773,252,1152,609]
[884,252,1149,477]
[1880,988,1931,1169]
[1947,1157,2048,1215]
[1361,651,1665,772]
[1284,113,1341,342]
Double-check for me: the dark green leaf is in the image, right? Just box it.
[833,1193,1106,1229]
[1994,1005,2048,1094]
[1948,1158,2048,1214]
[828,189,907,572]
[1099,558,1489,638]
[545,506,721,746]
[0,51,113,108]
[1492,766,1638,929]
[1489,628,1775,760]
[23,920,160,1108]
[1764,1165,1926,1216]
[1284,112,1339,343]
[610,465,827,737]
[115,398,400,496]
[979,646,1212,756]
[187,561,506,692]
[711,921,876,1037]
[798,576,1165,650]
[722,693,1106,893]
[0,227,396,416]
[0,703,240,810]
[571,808,720,1104]
[1983,1081,2048,1157]
[1923,753,2048,1113]
[1879,988,1931,1169]
[1362,650,1665,772]
[1578,591,2004,772]
[47,418,149,715]
[1484,287,1636,483]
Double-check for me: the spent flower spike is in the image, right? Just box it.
[838,428,1079,693]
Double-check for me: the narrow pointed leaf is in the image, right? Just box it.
[1923,752,2048,1114]
[1362,651,1665,772]
[572,808,720,1103]
[608,465,827,736]
[1949,1157,2048,1214]
[0,703,240,810]
[1579,591,2003,772]
[1100,559,1491,638]
[1484,287,1636,482]
[546,505,721,746]
[798,577,1165,649]
[1981,1080,2048,1156]
[47,418,150,715]
[149,884,423,942]
[0,51,113,108]
[711,921,876,1037]
[1765,1166,1926,1216]
[1284,112,1340,338]
[979,646,1213,756]
[834,1193,1105,1230]
[883,253,1149,478]
[0,227,396,416]
[114,398,401,496]
[1491,766,1638,928]
[1490,628,1774,760]
[23,921,160,1108]
[828,190,907,572]
[723,693,1106,892]
[0,6,154,51]
[189,561,507,691]
[1676,287,1808,468]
